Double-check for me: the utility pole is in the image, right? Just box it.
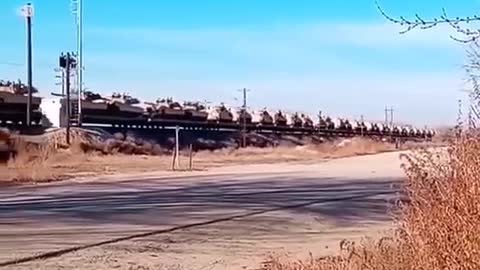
[360,114,364,136]
[60,52,76,144]
[21,3,34,127]
[65,53,71,145]
[384,106,388,127]
[384,106,394,128]
[72,0,83,125]
[238,88,250,148]
[77,0,83,125]
[390,106,394,127]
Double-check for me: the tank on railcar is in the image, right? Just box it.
[274,110,288,126]
[183,101,208,121]
[416,128,424,137]
[353,120,371,133]
[392,125,401,135]
[206,103,234,123]
[332,117,353,131]
[231,107,252,124]
[105,92,146,119]
[405,127,413,137]
[426,129,436,139]
[317,115,328,129]
[78,91,110,117]
[0,80,42,124]
[409,127,418,137]
[151,97,185,120]
[252,108,274,126]
[421,129,429,138]
[318,115,335,130]
[371,123,381,133]
[400,126,410,137]
[301,114,314,128]
[363,122,374,132]
[379,123,391,134]
[351,120,360,132]
[289,113,303,128]
[344,119,354,130]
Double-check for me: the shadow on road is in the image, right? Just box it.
[0,173,402,228]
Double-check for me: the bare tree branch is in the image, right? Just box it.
[376,1,480,128]
[375,0,480,42]
[461,41,480,128]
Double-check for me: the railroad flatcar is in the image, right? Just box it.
[0,80,42,124]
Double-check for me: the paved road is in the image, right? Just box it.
[0,151,405,270]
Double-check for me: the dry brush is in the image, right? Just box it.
[262,134,480,270]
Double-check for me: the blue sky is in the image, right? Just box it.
[0,0,478,127]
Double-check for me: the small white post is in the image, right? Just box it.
[175,126,180,169]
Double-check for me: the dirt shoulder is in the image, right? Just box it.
[0,137,409,185]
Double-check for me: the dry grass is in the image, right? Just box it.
[262,134,480,270]
[5,139,86,182]
[194,137,395,167]
[6,140,55,182]
[0,137,405,183]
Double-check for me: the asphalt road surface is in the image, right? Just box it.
[0,151,406,270]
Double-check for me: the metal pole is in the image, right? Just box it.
[238,88,250,148]
[360,114,364,136]
[242,88,247,148]
[77,0,83,124]
[171,149,176,171]
[189,144,193,171]
[175,125,180,169]
[318,110,322,129]
[25,3,33,127]
[390,106,394,128]
[65,53,71,145]
[384,106,388,127]
[61,70,65,96]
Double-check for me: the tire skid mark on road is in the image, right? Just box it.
[0,190,397,268]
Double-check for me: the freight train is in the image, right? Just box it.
[51,91,434,139]
[1,87,435,140]
[0,80,42,125]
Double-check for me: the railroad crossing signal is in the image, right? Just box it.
[59,53,77,69]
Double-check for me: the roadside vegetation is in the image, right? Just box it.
[0,127,431,183]
[261,133,479,270]
[260,5,480,270]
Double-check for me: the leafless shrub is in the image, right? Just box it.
[7,140,61,182]
[261,133,480,270]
